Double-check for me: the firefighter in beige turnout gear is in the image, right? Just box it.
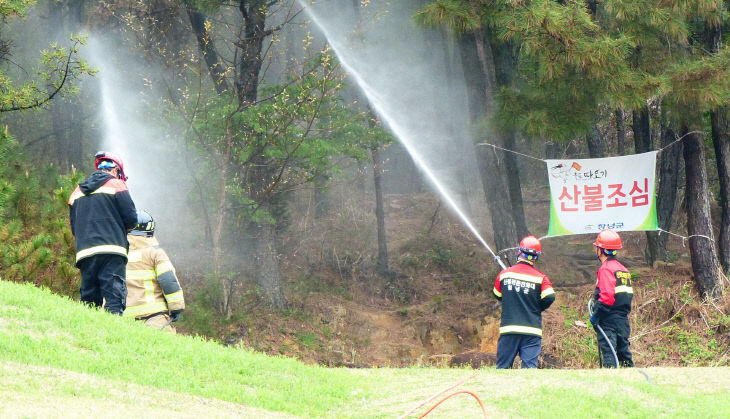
[124,210,184,332]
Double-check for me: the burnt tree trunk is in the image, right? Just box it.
[646,117,682,265]
[372,146,389,275]
[711,107,730,274]
[682,128,721,299]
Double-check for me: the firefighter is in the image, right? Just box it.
[68,151,137,315]
[590,229,634,367]
[124,210,185,333]
[493,236,556,369]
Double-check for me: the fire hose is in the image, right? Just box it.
[587,299,651,383]
[587,299,619,368]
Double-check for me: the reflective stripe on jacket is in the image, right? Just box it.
[123,235,185,319]
[68,171,137,265]
[493,262,555,337]
[593,257,632,319]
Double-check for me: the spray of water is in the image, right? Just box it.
[299,1,506,268]
[85,37,192,243]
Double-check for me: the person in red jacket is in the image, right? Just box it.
[590,229,634,367]
[493,236,555,369]
[68,151,137,315]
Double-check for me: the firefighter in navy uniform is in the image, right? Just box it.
[124,210,185,333]
[493,236,556,369]
[68,151,137,315]
[590,229,634,367]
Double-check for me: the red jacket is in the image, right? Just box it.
[593,257,633,319]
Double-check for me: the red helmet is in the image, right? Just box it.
[519,235,542,255]
[593,229,622,250]
[94,151,127,181]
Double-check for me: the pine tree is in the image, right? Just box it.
[421,0,730,298]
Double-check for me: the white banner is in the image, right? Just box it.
[545,152,658,236]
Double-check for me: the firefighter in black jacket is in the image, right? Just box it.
[493,236,556,369]
[590,229,634,367]
[68,151,137,315]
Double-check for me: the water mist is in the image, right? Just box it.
[84,37,191,244]
[298,1,506,268]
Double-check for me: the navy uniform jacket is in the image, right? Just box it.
[68,171,137,266]
[493,261,556,337]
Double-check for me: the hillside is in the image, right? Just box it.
[176,192,730,370]
[1,279,730,418]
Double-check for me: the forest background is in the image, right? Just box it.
[0,0,729,368]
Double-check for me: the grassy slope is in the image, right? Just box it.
[1,280,729,418]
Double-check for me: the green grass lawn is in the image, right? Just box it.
[1,280,729,418]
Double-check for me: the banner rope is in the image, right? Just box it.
[654,130,707,154]
[476,130,706,161]
[476,142,546,162]
[655,228,715,247]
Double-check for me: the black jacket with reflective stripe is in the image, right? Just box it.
[493,262,555,336]
[68,171,137,266]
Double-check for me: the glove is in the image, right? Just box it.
[170,309,183,322]
[589,311,599,326]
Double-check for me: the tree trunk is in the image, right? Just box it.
[185,0,230,94]
[236,1,266,106]
[213,121,233,316]
[476,144,519,252]
[706,20,729,274]
[615,108,627,155]
[237,1,287,309]
[466,29,518,252]
[632,104,661,266]
[682,128,721,299]
[253,202,288,309]
[249,147,288,309]
[372,146,389,275]
[504,132,529,238]
[313,174,329,219]
[711,107,730,274]
[585,122,605,157]
[646,116,682,265]
[632,106,652,153]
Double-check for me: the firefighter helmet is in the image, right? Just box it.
[130,210,155,237]
[518,235,542,262]
[94,151,127,181]
[593,229,622,250]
